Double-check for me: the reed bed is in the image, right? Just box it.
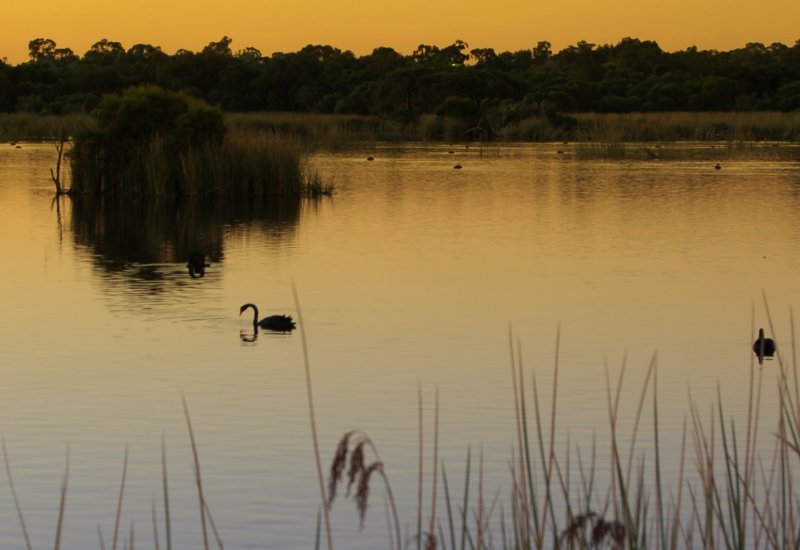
[4,297,800,549]
[0,113,93,141]
[4,111,799,146]
[572,111,800,143]
[68,127,321,198]
[225,112,390,148]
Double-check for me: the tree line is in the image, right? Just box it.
[1,36,799,128]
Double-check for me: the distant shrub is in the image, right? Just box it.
[69,86,307,197]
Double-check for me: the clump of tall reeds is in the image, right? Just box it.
[225,112,386,148]
[68,86,312,198]
[573,111,800,142]
[0,113,92,142]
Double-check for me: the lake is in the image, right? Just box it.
[1,141,799,548]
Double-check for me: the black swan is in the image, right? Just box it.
[239,303,296,332]
[187,252,210,278]
[752,328,776,364]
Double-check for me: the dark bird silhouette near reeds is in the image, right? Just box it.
[753,328,776,365]
[187,252,210,278]
[239,303,296,332]
[714,163,722,170]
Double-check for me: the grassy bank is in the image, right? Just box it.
[3,111,798,145]
[0,113,92,141]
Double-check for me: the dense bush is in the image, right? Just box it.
[69,86,306,197]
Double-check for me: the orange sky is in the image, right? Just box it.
[2,0,798,65]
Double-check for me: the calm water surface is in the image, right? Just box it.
[1,142,799,548]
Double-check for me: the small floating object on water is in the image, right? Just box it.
[186,252,210,278]
[448,150,454,154]
[366,156,374,161]
[453,164,462,169]
[15,145,21,149]
[556,150,564,154]
[10,141,16,146]
[752,328,776,365]
[239,303,296,332]
[714,163,721,170]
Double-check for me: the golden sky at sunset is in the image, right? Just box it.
[2,0,798,64]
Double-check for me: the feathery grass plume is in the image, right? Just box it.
[345,441,366,498]
[328,431,354,505]
[326,429,401,547]
[355,463,383,528]
[559,511,625,546]
[2,439,32,550]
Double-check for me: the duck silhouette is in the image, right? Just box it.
[752,328,776,365]
[187,252,210,278]
[239,303,296,332]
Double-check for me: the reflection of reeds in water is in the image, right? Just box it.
[70,191,301,272]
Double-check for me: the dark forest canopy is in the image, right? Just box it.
[1,36,800,121]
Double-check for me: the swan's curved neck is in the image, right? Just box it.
[242,304,259,325]
[250,305,259,325]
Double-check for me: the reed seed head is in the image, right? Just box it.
[355,462,382,529]
[345,441,366,498]
[327,431,353,506]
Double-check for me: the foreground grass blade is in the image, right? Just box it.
[291,281,334,550]
[182,396,210,550]
[162,436,172,550]
[112,446,129,550]
[54,446,70,550]
[2,438,32,550]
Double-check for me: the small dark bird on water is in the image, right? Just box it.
[187,252,210,278]
[714,163,721,170]
[752,328,776,365]
[239,303,296,332]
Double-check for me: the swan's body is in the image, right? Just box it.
[239,303,296,332]
[753,328,776,364]
[187,252,210,278]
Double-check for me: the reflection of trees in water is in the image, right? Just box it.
[71,195,301,275]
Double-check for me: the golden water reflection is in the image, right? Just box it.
[2,143,800,548]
